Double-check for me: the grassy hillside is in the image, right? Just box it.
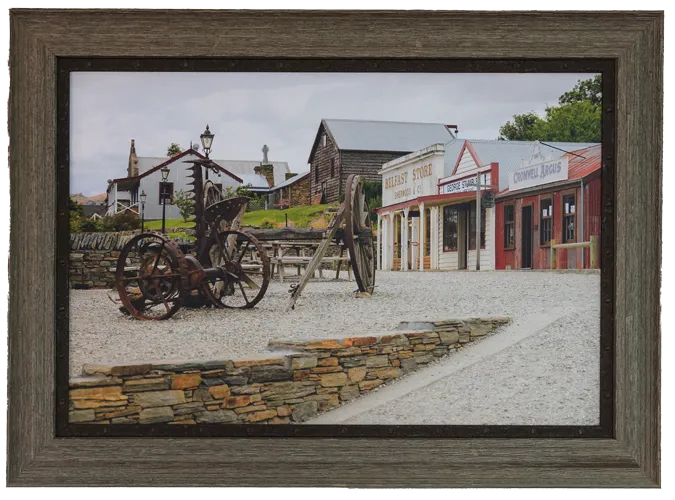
[143,204,334,231]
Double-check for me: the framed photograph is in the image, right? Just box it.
[7,9,662,487]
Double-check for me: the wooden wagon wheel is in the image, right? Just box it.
[343,174,376,294]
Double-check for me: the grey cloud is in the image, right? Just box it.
[70,72,596,196]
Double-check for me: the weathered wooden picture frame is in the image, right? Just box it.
[7,9,662,487]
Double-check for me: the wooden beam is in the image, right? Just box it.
[285,206,345,312]
[590,235,598,269]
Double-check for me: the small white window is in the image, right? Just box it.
[322,134,327,147]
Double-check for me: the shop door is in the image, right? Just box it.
[458,209,468,270]
[521,205,533,269]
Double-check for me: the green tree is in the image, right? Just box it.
[559,75,602,107]
[498,112,545,141]
[173,189,195,223]
[535,101,601,143]
[69,196,84,216]
[498,76,601,142]
[167,143,183,157]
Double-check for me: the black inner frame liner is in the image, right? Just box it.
[55,57,616,438]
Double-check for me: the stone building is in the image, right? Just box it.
[267,171,311,208]
[307,119,456,204]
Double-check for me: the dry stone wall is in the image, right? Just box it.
[69,317,510,424]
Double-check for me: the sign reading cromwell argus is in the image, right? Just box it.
[509,157,569,191]
[383,162,435,204]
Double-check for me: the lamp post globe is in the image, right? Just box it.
[200,124,214,159]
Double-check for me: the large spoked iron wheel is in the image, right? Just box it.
[115,233,187,320]
[201,230,271,309]
[343,174,376,294]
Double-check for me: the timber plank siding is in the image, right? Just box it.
[309,126,341,204]
[310,147,408,204]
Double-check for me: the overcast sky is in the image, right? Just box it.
[70,72,596,196]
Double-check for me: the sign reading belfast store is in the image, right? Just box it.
[377,142,498,273]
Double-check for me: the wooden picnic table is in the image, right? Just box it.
[262,240,352,282]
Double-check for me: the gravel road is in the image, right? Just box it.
[315,305,600,425]
[70,271,600,388]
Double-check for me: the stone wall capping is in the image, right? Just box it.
[70,316,510,424]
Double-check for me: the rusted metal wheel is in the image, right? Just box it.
[343,174,376,294]
[115,233,188,320]
[200,230,271,309]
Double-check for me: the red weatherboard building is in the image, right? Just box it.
[494,145,602,270]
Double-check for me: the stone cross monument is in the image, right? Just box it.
[262,144,269,164]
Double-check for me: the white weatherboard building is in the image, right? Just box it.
[377,138,598,272]
[106,140,291,220]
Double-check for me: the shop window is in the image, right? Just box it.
[563,193,577,243]
[330,159,335,178]
[504,204,515,249]
[540,198,553,245]
[159,182,174,204]
[468,202,486,250]
[442,206,458,252]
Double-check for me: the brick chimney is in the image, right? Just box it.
[128,139,139,177]
[254,164,275,187]
[285,172,298,181]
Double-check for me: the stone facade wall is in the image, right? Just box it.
[69,230,194,289]
[288,174,311,207]
[69,317,510,424]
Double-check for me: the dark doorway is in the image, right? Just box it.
[320,181,327,204]
[458,209,468,270]
[521,205,533,269]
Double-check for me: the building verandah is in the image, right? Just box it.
[377,191,484,272]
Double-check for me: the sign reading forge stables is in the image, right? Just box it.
[508,157,569,192]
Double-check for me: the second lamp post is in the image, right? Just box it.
[160,166,170,234]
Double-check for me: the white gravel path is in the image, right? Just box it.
[70,270,600,395]
[311,304,599,425]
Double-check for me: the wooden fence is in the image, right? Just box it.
[550,235,598,270]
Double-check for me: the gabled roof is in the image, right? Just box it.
[269,170,310,192]
[446,139,599,190]
[308,119,455,162]
[112,148,243,184]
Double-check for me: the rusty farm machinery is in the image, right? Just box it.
[114,159,376,319]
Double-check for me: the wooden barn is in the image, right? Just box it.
[307,119,456,204]
[494,145,602,270]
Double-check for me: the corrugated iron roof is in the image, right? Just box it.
[565,144,602,180]
[269,170,310,191]
[237,173,272,189]
[323,119,455,153]
[212,160,290,187]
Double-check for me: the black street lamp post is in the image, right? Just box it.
[161,166,170,234]
[200,124,215,180]
[140,190,147,232]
